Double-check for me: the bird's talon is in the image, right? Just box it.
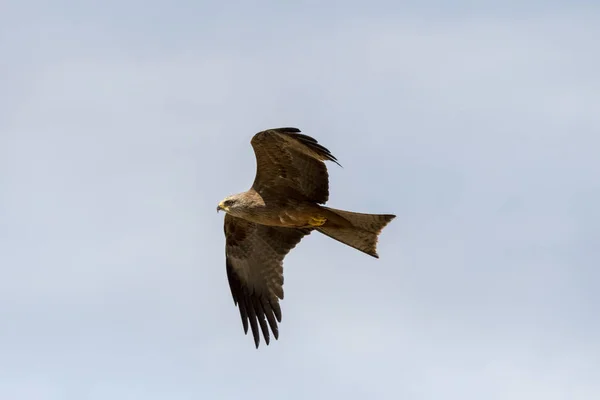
[308,216,327,227]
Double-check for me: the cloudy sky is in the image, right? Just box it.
[1,1,599,399]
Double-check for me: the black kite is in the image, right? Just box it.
[217,127,395,348]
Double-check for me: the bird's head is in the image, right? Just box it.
[217,195,242,215]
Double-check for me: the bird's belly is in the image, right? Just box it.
[277,211,308,227]
[246,207,319,228]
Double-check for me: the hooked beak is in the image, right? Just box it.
[217,201,225,213]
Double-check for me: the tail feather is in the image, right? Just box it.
[317,207,395,258]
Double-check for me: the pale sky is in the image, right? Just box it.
[1,1,599,399]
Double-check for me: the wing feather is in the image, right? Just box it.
[224,214,311,348]
[250,127,340,204]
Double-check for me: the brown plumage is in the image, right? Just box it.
[217,127,395,348]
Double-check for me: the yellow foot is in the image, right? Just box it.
[308,216,327,227]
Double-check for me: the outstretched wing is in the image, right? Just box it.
[224,213,312,348]
[250,127,341,204]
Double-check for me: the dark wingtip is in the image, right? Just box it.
[267,127,343,167]
[288,131,342,167]
[273,127,301,133]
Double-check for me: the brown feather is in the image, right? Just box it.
[316,208,396,258]
[224,214,312,348]
[250,127,340,204]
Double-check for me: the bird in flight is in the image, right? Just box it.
[217,127,395,348]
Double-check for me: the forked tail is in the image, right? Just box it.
[317,207,396,258]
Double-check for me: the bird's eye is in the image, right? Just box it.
[224,199,233,206]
